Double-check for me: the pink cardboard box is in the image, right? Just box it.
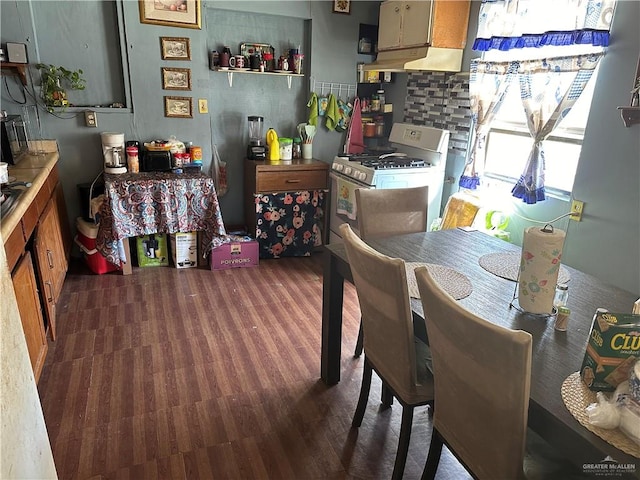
[210,240,259,270]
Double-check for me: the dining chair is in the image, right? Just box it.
[414,266,582,480]
[353,185,430,357]
[340,223,434,480]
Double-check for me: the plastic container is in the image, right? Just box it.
[279,137,293,161]
[126,146,139,173]
[364,122,376,138]
[75,217,119,274]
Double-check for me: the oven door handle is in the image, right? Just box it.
[329,171,372,189]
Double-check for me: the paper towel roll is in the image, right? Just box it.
[518,225,566,314]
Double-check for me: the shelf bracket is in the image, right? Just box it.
[227,71,234,87]
[287,75,292,89]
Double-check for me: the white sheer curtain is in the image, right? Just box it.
[510,54,604,203]
[460,60,517,189]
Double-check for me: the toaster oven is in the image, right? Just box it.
[1,115,29,164]
[142,150,172,172]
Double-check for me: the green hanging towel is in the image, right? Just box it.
[307,92,318,126]
[325,93,339,131]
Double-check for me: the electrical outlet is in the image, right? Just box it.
[198,99,208,114]
[570,199,584,221]
[85,110,97,127]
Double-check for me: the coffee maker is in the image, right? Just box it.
[247,116,266,160]
[101,132,127,174]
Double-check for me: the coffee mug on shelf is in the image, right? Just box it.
[219,51,231,68]
[234,55,245,68]
[249,54,261,70]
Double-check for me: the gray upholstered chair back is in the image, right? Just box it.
[415,265,532,480]
[355,186,429,241]
[340,223,428,400]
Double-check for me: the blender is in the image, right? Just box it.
[247,116,266,160]
[101,132,127,174]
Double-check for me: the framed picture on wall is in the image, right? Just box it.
[161,67,191,90]
[164,96,193,118]
[139,0,201,29]
[160,37,191,60]
[333,0,351,14]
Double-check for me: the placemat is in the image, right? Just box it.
[479,252,571,284]
[561,372,640,458]
[405,263,472,300]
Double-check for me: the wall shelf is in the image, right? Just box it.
[618,56,640,127]
[0,62,28,85]
[617,106,640,127]
[212,68,303,88]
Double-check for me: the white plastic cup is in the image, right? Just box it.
[302,143,312,160]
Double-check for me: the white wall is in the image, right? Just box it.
[0,237,57,479]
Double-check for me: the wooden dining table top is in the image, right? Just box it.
[321,228,639,470]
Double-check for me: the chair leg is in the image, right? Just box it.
[392,406,414,480]
[354,320,364,357]
[352,358,372,428]
[421,428,444,480]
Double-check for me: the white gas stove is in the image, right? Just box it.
[331,123,450,187]
[329,123,451,243]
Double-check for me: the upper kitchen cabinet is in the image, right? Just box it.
[377,0,470,52]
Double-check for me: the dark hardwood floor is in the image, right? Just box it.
[38,254,471,479]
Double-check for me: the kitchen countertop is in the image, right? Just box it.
[1,142,60,243]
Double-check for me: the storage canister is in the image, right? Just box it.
[292,138,302,159]
[279,137,293,161]
[190,146,203,162]
[363,122,376,138]
[375,117,384,137]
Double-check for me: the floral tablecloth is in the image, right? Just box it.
[96,171,228,266]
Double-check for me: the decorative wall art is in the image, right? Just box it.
[139,0,201,29]
[160,37,191,60]
[164,96,193,118]
[333,0,351,14]
[161,67,191,90]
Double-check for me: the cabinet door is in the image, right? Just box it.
[12,252,48,382]
[378,1,403,50]
[53,182,72,265]
[401,1,433,47]
[34,201,64,340]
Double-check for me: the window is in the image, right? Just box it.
[479,45,602,196]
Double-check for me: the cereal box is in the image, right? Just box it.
[580,311,640,391]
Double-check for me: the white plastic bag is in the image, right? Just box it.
[211,144,227,197]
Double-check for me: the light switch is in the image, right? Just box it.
[198,99,208,114]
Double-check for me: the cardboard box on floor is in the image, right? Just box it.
[210,238,259,270]
[170,232,197,269]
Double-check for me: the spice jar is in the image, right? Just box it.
[371,93,380,112]
[553,283,569,308]
[377,89,385,110]
[554,306,571,331]
[292,138,302,159]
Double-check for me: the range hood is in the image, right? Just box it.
[363,45,464,73]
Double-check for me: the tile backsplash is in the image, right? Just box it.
[404,72,472,157]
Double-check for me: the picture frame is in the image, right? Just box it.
[164,96,193,118]
[160,37,191,61]
[161,67,191,91]
[139,0,201,29]
[333,0,351,14]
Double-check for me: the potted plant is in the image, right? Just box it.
[36,63,86,112]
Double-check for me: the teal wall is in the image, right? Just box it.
[2,0,638,294]
[1,0,379,227]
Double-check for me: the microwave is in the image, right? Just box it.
[1,115,28,164]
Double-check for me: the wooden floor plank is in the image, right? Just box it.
[39,256,471,479]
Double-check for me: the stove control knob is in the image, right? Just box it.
[357,171,367,181]
[333,163,343,171]
[344,167,352,175]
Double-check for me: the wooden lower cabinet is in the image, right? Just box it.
[34,200,67,341]
[12,251,48,382]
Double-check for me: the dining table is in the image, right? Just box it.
[321,228,639,472]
